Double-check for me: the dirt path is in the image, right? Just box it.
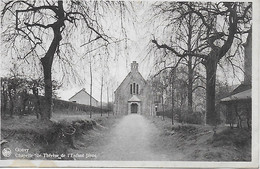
[96,114,169,160]
[70,114,170,161]
[68,114,250,161]
[2,114,250,161]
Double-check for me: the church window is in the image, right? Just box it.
[130,83,139,95]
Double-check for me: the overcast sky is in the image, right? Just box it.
[55,2,159,101]
[1,1,255,102]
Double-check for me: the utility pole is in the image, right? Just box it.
[162,90,165,121]
[89,56,93,118]
[100,75,103,116]
[107,85,109,116]
[112,88,115,116]
[171,68,175,125]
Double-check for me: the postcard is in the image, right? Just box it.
[0,0,259,168]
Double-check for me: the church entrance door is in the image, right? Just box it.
[131,103,138,114]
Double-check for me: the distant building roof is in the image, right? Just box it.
[231,83,251,95]
[69,88,98,102]
[114,62,147,93]
[220,89,251,102]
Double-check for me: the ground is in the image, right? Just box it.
[1,112,251,161]
[70,114,169,160]
[68,114,251,161]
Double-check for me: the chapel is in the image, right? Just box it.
[114,61,154,115]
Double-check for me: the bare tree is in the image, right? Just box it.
[1,0,128,120]
[151,69,169,120]
[28,78,44,119]
[149,6,206,115]
[151,2,252,125]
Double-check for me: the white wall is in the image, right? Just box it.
[69,90,99,107]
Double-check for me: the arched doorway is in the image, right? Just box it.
[131,103,138,114]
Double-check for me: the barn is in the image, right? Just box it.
[69,88,99,107]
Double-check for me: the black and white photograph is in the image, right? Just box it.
[0,0,259,168]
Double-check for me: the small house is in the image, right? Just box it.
[69,88,99,107]
[220,29,252,128]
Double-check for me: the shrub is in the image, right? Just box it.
[177,110,204,124]
[184,111,204,124]
[156,108,204,125]
[212,128,251,148]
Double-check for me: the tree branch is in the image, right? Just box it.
[192,85,206,92]
[238,3,252,20]
[67,11,109,43]
[152,39,207,60]
[15,5,58,14]
[183,3,212,30]
[80,36,101,47]
[219,5,238,59]
[24,22,53,29]
[153,57,183,77]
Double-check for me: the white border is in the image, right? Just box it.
[0,0,259,168]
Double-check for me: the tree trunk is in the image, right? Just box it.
[40,28,61,120]
[2,84,7,117]
[171,69,175,125]
[32,87,41,119]
[8,88,14,117]
[161,92,165,121]
[112,90,115,116]
[21,90,28,116]
[39,1,63,120]
[171,81,174,125]
[187,55,193,113]
[205,57,218,125]
[187,13,193,113]
[41,59,53,120]
[234,104,242,128]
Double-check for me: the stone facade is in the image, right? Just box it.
[114,61,154,115]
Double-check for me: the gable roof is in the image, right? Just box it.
[69,88,98,102]
[220,89,251,102]
[115,71,147,93]
[231,83,251,95]
[128,95,141,102]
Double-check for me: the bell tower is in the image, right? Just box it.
[131,61,138,72]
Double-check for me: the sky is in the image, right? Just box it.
[54,2,159,101]
[0,1,153,102]
[0,1,254,103]
[56,2,155,101]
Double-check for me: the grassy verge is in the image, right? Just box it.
[147,115,251,161]
[1,113,116,160]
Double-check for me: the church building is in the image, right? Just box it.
[114,61,154,115]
